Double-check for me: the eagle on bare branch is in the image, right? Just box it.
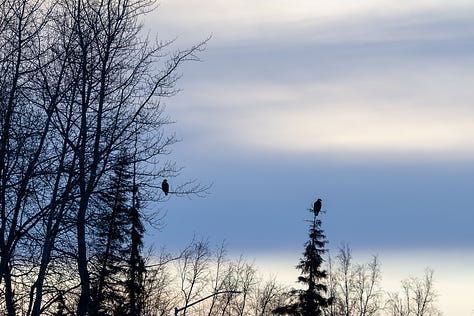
[161,179,169,196]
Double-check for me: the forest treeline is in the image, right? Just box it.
[40,237,436,316]
[0,0,441,315]
[0,232,438,316]
[0,0,206,314]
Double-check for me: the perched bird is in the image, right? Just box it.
[313,199,322,216]
[161,179,169,196]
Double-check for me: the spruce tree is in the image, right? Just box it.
[126,169,146,316]
[90,153,146,315]
[91,155,132,315]
[273,199,332,316]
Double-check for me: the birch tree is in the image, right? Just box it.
[0,0,207,314]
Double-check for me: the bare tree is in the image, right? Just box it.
[1,0,208,314]
[47,0,206,314]
[141,251,181,316]
[326,254,338,316]
[170,239,289,316]
[385,268,440,316]
[0,1,60,314]
[353,256,382,316]
[207,242,229,316]
[233,258,257,316]
[212,256,254,316]
[251,277,286,316]
[177,239,212,316]
[335,243,356,316]
[327,244,382,316]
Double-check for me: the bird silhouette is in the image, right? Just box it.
[161,179,169,196]
[313,198,322,216]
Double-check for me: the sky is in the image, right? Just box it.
[143,1,474,314]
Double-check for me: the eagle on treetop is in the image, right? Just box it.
[161,179,169,196]
[313,198,322,216]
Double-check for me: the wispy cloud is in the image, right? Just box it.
[173,57,474,158]
[150,0,474,44]
[152,6,474,315]
[154,0,474,159]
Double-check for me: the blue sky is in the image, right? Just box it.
[144,1,474,313]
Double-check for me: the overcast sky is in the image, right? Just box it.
[143,1,474,313]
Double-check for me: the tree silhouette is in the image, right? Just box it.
[89,152,147,316]
[90,155,133,315]
[273,199,332,316]
[126,158,146,316]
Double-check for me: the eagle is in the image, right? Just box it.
[161,179,169,196]
[313,198,322,216]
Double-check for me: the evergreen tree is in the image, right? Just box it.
[89,152,148,315]
[126,167,146,316]
[90,155,132,315]
[273,200,332,316]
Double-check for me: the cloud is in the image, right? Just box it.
[154,0,474,161]
[148,6,474,316]
[148,0,474,45]
[240,105,474,155]
[172,62,474,159]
